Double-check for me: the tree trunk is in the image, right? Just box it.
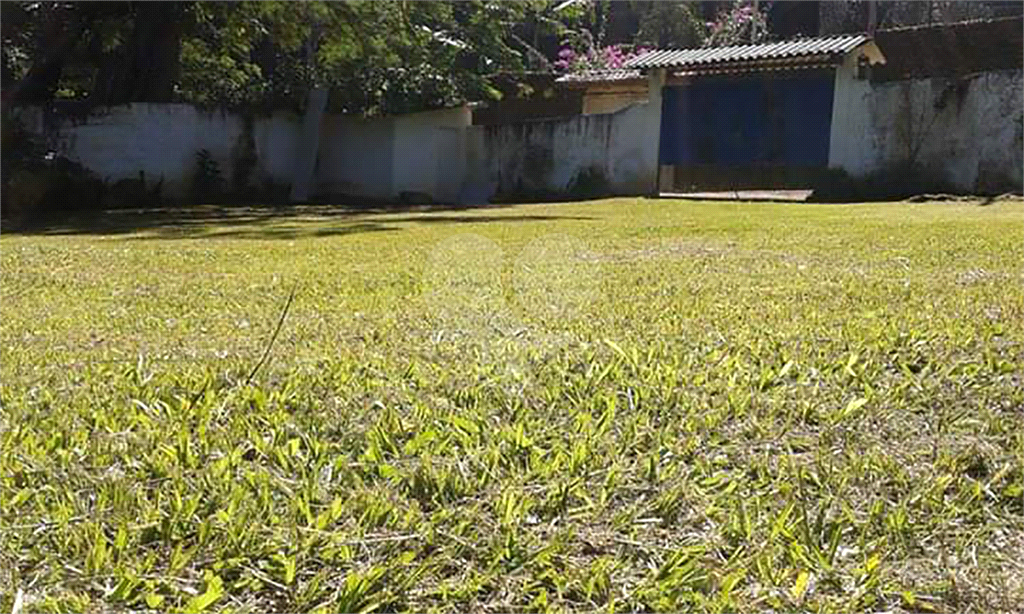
[93,2,186,105]
[8,7,88,103]
[134,2,183,102]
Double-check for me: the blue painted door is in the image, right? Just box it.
[659,71,835,167]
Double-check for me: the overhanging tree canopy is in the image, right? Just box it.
[2,1,579,114]
[2,1,801,113]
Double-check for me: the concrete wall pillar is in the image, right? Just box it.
[828,55,857,171]
[645,68,667,195]
[829,49,883,176]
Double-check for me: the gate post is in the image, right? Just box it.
[647,68,667,196]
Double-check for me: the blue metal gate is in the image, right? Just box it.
[659,71,835,188]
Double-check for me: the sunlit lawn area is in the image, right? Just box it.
[2,198,1022,612]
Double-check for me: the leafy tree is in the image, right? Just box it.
[703,1,770,48]
[92,2,190,104]
[633,1,707,48]
[2,1,578,114]
[1,1,798,113]
[201,0,578,114]
[2,2,93,103]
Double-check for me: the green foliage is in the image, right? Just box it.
[2,198,1022,611]
[567,166,610,199]
[809,165,961,202]
[1,1,790,113]
[2,1,573,114]
[0,112,107,223]
[635,1,707,48]
[104,172,164,210]
[704,0,771,48]
[191,149,224,205]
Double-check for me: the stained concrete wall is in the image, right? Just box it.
[391,106,472,202]
[831,57,1023,192]
[316,114,395,200]
[12,103,474,203]
[252,112,303,185]
[316,105,472,202]
[15,64,1019,206]
[12,93,658,205]
[12,103,302,198]
[463,95,660,201]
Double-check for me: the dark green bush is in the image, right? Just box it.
[567,166,610,200]
[2,112,108,226]
[102,171,164,210]
[810,164,958,202]
[191,149,225,204]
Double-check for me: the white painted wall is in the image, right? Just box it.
[15,65,1018,206]
[433,127,467,204]
[15,98,657,204]
[290,87,329,202]
[313,105,472,202]
[316,114,394,200]
[829,54,874,175]
[13,103,302,198]
[461,99,659,200]
[644,69,666,195]
[252,111,303,184]
[35,66,1023,205]
[391,106,472,201]
[13,103,478,203]
[831,63,1023,192]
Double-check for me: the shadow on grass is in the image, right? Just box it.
[378,214,596,224]
[4,202,598,240]
[143,221,400,241]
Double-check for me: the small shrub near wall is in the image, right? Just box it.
[102,172,164,210]
[1,113,113,226]
[261,178,292,207]
[809,164,958,202]
[567,166,611,200]
[3,161,110,226]
[190,149,225,205]
[490,166,614,204]
[4,169,49,223]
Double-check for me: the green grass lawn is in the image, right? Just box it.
[2,198,1022,613]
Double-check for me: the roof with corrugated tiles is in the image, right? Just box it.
[624,33,871,70]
